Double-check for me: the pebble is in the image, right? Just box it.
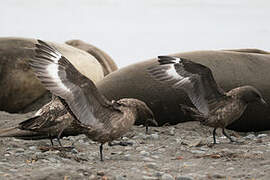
[142,176,158,180]
[71,148,79,154]
[15,148,25,153]
[226,167,234,171]
[97,171,105,176]
[161,173,174,180]
[154,171,164,177]
[142,157,155,162]
[151,155,160,159]
[140,151,150,156]
[175,176,194,180]
[151,134,159,140]
[145,162,159,170]
[190,150,205,154]
[48,157,58,163]
[113,175,126,180]
[89,174,97,180]
[122,154,132,161]
[244,134,256,139]
[29,146,37,150]
[212,174,226,178]
[169,127,175,136]
[188,139,204,147]
[258,134,267,138]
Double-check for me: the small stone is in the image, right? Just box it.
[89,174,97,180]
[145,162,158,170]
[122,137,129,140]
[175,176,194,180]
[142,176,158,180]
[151,155,160,159]
[161,173,174,180]
[258,134,267,138]
[155,171,164,177]
[244,134,256,139]
[71,148,79,154]
[97,171,105,176]
[15,148,24,153]
[151,134,159,140]
[169,128,175,136]
[4,154,10,157]
[29,146,37,150]
[78,139,84,143]
[48,157,58,163]
[113,175,126,180]
[188,139,204,147]
[122,154,132,161]
[226,167,234,171]
[212,174,226,178]
[140,151,150,156]
[190,150,205,154]
[142,157,154,162]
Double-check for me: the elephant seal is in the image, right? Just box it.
[0,37,104,113]
[97,49,270,132]
[65,39,118,76]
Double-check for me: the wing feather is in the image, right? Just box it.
[148,56,225,115]
[30,40,114,127]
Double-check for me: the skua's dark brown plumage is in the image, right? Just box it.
[148,56,267,144]
[0,40,156,161]
[0,96,78,145]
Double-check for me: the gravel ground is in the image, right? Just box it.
[0,111,270,180]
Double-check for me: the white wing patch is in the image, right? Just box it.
[46,63,71,93]
[166,64,181,79]
[48,49,62,63]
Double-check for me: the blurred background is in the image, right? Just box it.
[1,0,269,67]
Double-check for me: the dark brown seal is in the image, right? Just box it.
[66,39,118,76]
[96,49,270,132]
[148,56,266,143]
[0,37,104,113]
[0,40,156,161]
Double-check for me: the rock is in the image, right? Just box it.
[29,146,37,150]
[175,176,194,180]
[212,174,226,178]
[0,37,104,113]
[190,150,205,154]
[142,176,158,180]
[151,133,159,140]
[71,148,79,154]
[122,154,132,161]
[113,175,126,180]
[161,173,174,180]
[145,162,159,170]
[258,134,267,138]
[89,174,97,180]
[65,39,118,76]
[188,139,205,147]
[142,157,155,162]
[140,151,150,156]
[226,167,235,171]
[15,148,25,153]
[97,171,105,176]
[244,134,256,139]
[169,127,175,136]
